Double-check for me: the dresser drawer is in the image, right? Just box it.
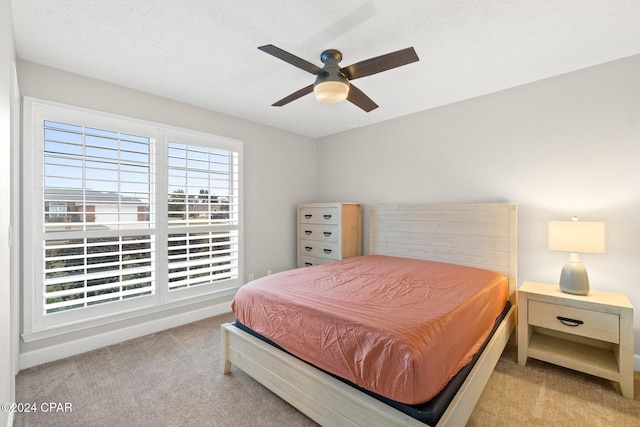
[299,207,339,225]
[299,240,339,260]
[299,224,338,243]
[528,300,619,343]
[298,255,334,268]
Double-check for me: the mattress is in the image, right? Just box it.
[231,255,508,406]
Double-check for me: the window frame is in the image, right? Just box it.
[22,97,243,341]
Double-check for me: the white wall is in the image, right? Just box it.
[316,55,640,357]
[1,0,16,424]
[16,60,316,362]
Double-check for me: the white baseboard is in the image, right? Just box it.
[19,302,231,370]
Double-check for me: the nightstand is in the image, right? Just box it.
[518,281,634,398]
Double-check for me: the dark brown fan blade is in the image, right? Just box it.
[258,45,326,75]
[341,47,419,80]
[347,84,378,112]
[272,85,314,107]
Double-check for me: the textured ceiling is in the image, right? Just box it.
[11,0,640,138]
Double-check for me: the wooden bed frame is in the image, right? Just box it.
[222,203,517,426]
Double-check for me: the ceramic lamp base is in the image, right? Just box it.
[559,253,589,295]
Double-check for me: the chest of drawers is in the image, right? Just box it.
[297,203,362,268]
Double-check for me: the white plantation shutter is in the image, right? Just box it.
[44,234,155,313]
[42,120,155,313]
[43,120,153,231]
[167,230,238,289]
[23,98,243,336]
[166,140,240,292]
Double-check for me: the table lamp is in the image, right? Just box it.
[548,217,605,295]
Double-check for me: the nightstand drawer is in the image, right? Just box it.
[528,300,619,343]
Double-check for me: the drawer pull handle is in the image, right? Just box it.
[305,230,312,235]
[304,214,312,219]
[305,246,312,251]
[323,231,332,237]
[305,262,312,267]
[323,214,332,220]
[323,249,332,254]
[557,316,584,327]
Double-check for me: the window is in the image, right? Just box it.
[23,98,243,337]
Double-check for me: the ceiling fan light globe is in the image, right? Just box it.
[314,81,349,103]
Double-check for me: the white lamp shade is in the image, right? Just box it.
[548,221,606,253]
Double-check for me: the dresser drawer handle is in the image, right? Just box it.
[323,249,332,254]
[305,230,312,235]
[323,231,332,237]
[304,214,312,219]
[323,214,332,220]
[305,246,312,251]
[557,316,584,327]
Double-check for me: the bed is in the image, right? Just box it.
[222,203,517,426]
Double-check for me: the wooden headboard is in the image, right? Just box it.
[370,203,518,304]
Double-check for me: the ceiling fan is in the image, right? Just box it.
[258,44,419,112]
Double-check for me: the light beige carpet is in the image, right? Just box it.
[15,312,640,426]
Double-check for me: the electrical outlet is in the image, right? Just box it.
[248,273,255,281]
[266,270,272,275]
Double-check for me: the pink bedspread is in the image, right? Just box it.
[232,255,508,404]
